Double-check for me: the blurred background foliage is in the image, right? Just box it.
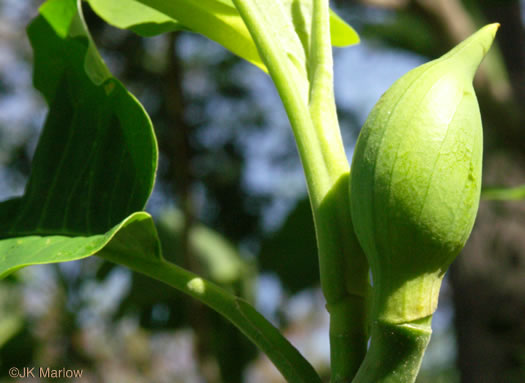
[1,0,524,382]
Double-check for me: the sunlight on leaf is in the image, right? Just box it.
[0,0,158,276]
[87,0,183,36]
[86,0,358,72]
[89,0,266,70]
[0,0,157,239]
[330,9,359,47]
[281,0,358,58]
[0,213,160,279]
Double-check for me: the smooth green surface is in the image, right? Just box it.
[352,319,432,383]
[327,293,368,382]
[0,0,157,239]
[0,0,157,274]
[0,2,321,381]
[329,9,359,47]
[319,174,369,381]
[3,207,320,382]
[116,209,254,329]
[87,0,182,36]
[308,2,369,378]
[87,0,358,72]
[230,1,368,380]
[350,24,498,324]
[99,225,322,383]
[0,213,158,279]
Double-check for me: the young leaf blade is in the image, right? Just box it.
[329,9,359,47]
[281,0,359,58]
[86,0,358,72]
[0,212,159,279]
[99,220,323,383]
[0,2,322,380]
[87,0,183,37]
[89,0,267,70]
[0,0,157,238]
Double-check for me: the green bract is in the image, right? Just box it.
[350,24,498,324]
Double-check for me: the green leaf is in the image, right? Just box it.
[0,0,157,239]
[114,208,255,329]
[99,227,323,383]
[0,2,321,377]
[0,212,159,279]
[86,0,184,37]
[88,0,266,70]
[0,206,320,382]
[98,211,320,382]
[86,0,358,72]
[280,0,358,58]
[329,9,359,47]
[0,2,321,380]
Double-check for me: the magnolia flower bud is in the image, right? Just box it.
[350,24,498,323]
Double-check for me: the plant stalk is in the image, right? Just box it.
[232,0,370,380]
[351,318,432,383]
[100,250,322,383]
[310,1,369,380]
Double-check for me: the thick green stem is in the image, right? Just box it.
[231,0,369,380]
[318,174,369,381]
[309,0,348,181]
[231,0,329,206]
[100,250,322,383]
[327,293,367,382]
[352,318,432,383]
[310,1,370,379]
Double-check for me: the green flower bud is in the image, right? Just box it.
[350,24,498,324]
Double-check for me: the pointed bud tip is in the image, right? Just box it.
[443,23,500,79]
[482,22,500,40]
[474,23,500,52]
